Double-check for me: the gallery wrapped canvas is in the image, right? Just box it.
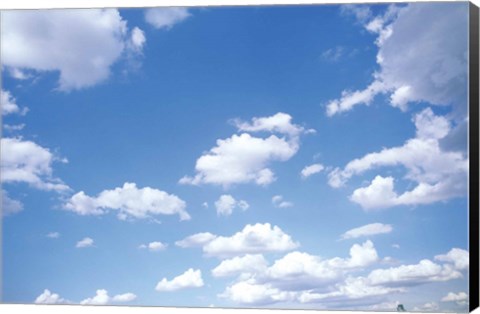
[0,1,479,313]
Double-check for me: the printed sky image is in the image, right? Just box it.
[0,2,471,312]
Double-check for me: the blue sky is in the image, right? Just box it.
[0,2,471,312]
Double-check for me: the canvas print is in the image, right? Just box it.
[0,2,474,312]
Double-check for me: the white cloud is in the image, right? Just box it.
[1,137,70,192]
[212,254,268,278]
[271,195,293,208]
[1,9,145,90]
[413,302,439,312]
[128,27,146,52]
[139,241,167,252]
[145,7,191,30]
[112,293,137,303]
[329,108,467,210]
[219,280,295,306]
[76,237,94,248]
[300,163,324,178]
[214,194,249,216]
[35,289,68,304]
[297,276,403,304]
[3,124,26,132]
[218,242,466,307]
[64,182,190,221]
[47,232,60,239]
[441,292,468,305]
[1,89,28,116]
[326,81,384,117]
[180,113,310,187]
[81,289,136,305]
[367,259,462,287]
[266,241,378,288]
[2,190,24,216]
[179,133,298,187]
[233,112,312,137]
[155,268,204,292]
[328,3,468,115]
[434,248,469,270]
[80,289,110,305]
[321,46,345,62]
[340,223,393,240]
[203,223,299,258]
[175,232,217,248]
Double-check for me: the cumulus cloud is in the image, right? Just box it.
[155,268,204,292]
[328,3,468,116]
[329,108,467,210]
[218,243,466,307]
[340,223,393,240]
[180,113,310,187]
[203,223,299,258]
[219,280,296,306]
[1,137,70,192]
[1,9,145,90]
[441,292,468,305]
[367,259,462,286]
[271,195,293,208]
[218,241,385,306]
[35,289,68,304]
[1,89,28,116]
[128,27,146,53]
[2,190,24,216]
[212,254,269,278]
[81,289,136,305]
[434,248,469,270]
[145,7,191,30]
[300,163,324,178]
[175,232,217,248]
[139,241,167,252]
[233,112,312,137]
[64,182,190,221]
[214,194,249,216]
[76,237,94,248]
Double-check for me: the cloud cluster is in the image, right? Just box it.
[328,3,468,116]
[1,9,146,90]
[155,268,204,292]
[214,194,249,216]
[218,244,468,307]
[35,289,136,305]
[1,137,70,192]
[180,113,311,187]
[328,108,467,210]
[176,223,299,258]
[64,182,190,221]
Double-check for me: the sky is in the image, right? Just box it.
[0,2,471,312]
